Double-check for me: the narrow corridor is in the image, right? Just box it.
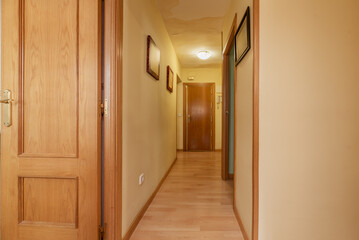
[130,152,244,240]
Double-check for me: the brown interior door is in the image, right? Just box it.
[1,0,101,239]
[222,55,230,180]
[184,83,215,151]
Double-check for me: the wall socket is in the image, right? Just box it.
[139,173,145,186]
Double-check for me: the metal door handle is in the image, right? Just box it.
[1,90,13,127]
[0,99,13,104]
[187,114,191,122]
[225,111,229,115]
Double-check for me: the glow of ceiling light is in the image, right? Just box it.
[197,51,211,60]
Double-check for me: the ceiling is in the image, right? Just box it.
[155,0,231,68]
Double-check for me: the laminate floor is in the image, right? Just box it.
[130,151,244,240]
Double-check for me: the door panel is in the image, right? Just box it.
[19,177,78,226]
[185,83,214,151]
[21,0,79,157]
[1,0,101,239]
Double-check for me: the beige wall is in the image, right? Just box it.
[122,0,181,236]
[259,0,359,239]
[222,0,254,239]
[176,67,222,150]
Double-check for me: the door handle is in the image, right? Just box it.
[1,89,14,127]
[225,111,229,115]
[0,99,13,104]
[187,114,191,123]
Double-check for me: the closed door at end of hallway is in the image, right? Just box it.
[184,83,215,151]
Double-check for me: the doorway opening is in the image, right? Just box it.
[183,83,215,152]
[228,45,235,179]
[222,15,238,181]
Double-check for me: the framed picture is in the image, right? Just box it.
[235,7,251,66]
[167,66,174,93]
[146,35,160,80]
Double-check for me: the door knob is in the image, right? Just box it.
[1,89,13,127]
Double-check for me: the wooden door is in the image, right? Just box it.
[222,55,230,179]
[1,0,101,239]
[184,83,215,151]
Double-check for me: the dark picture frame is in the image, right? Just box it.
[235,7,251,66]
[167,66,174,93]
[146,35,160,80]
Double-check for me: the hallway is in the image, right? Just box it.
[130,152,244,240]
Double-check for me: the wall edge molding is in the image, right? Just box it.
[234,205,250,240]
[123,157,177,240]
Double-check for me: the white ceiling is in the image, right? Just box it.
[155,0,231,68]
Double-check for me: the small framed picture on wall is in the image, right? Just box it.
[167,66,174,93]
[146,35,160,80]
[235,7,251,66]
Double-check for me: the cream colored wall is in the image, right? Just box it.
[222,0,254,239]
[122,0,181,236]
[259,0,359,239]
[176,67,222,150]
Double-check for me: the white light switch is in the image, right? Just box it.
[178,113,183,117]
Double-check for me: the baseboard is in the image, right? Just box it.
[123,158,177,240]
[234,205,250,240]
[215,149,222,152]
[177,149,183,152]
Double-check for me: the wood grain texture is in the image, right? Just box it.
[129,152,245,240]
[19,177,78,227]
[103,0,123,239]
[222,55,229,180]
[19,226,78,240]
[252,0,260,239]
[20,0,79,158]
[184,83,215,151]
[123,158,177,240]
[1,0,101,239]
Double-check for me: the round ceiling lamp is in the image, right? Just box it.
[197,51,211,60]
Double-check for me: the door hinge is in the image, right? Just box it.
[99,224,105,240]
[100,99,109,117]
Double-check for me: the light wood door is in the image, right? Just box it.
[1,0,101,239]
[184,83,215,151]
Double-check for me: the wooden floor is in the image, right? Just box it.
[130,151,244,240]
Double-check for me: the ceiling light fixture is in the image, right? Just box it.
[197,51,211,60]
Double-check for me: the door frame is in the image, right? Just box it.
[252,1,260,239]
[222,14,237,181]
[221,3,260,240]
[183,82,215,152]
[103,0,123,239]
